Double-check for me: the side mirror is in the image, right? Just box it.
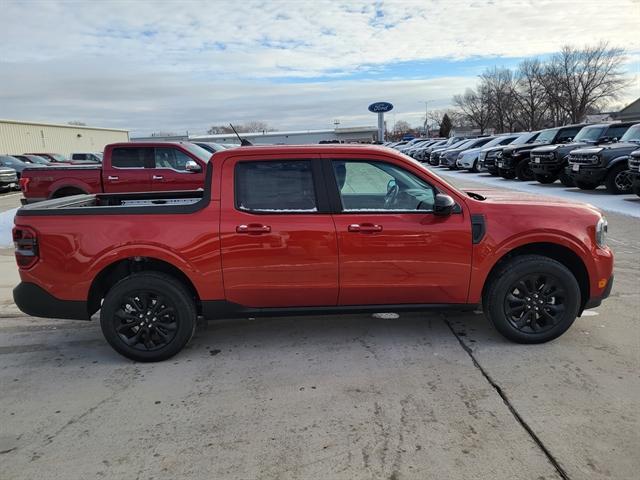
[185,160,201,172]
[434,194,455,216]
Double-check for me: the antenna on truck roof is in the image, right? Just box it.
[229,123,253,146]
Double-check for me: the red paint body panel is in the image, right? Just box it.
[14,144,614,313]
[21,142,209,200]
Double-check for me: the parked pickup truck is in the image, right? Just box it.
[530,122,636,185]
[498,124,588,180]
[13,145,614,362]
[565,123,640,194]
[20,141,212,203]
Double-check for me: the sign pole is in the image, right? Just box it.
[378,112,384,142]
[368,102,394,144]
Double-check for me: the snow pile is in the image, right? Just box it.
[0,208,17,248]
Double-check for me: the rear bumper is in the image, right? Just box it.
[13,282,90,320]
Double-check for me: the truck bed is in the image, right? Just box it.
[17,189,207,216]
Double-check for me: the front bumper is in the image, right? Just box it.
[583,275,614,311]
[13,282,90,320]
[565,165,607,184]
[530,160,564,175]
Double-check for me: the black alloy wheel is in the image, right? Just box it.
[503,274,567,334]
[101,272,196,362]
[515,160,534,181]
[605,164,633,194]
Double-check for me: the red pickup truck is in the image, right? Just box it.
[13,144,613,361]
[20,142,211,203]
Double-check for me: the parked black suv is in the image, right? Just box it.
[480,131,540,175]
[498,124,587,180]
[629,149,640,197]
[530,122,636,185]
[566,123,640,193]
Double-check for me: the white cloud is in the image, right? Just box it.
[0,0,638,133]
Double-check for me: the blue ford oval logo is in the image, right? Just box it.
[368,102,394,113]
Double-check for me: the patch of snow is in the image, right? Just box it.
[372,312,400,319]
[430,167,640,218]
[0,208,18,248]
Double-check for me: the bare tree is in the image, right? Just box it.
[542,42,629,123]
[67,121,86,126]
[481,67,520,133]
[452,87,493,134]
[513,58,549,130]
[241,121,270,133]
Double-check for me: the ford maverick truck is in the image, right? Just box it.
[13,145,614,362]
[20,141,211,203]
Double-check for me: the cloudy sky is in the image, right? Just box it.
[1,0,638,136]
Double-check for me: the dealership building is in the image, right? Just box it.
[134,125,379,145]
[0,119,129,156]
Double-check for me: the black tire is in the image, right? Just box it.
[484,255,581,344]
[515,160,534,181]
[604,163,633,194]
[100,272,197,362]
[534,173,558,184]
[470,160,480,173]
[559,173,574,187]
[576,180,598,190]
[500,169,516,179]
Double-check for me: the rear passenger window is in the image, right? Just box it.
[235,161,317,213]
[111,148,146,168]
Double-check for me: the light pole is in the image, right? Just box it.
[422,100,434,137]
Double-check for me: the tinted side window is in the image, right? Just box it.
[332,160,435,212]
[606,124,630,140]
[557,127,580,142]
[235,161,317,213]
[155,148,193,171]
[111,148,146,168]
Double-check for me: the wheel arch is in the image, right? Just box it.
[87,257,201,316]
[606,155,630,170]
[50,185,89,198]
[481,242,590,313]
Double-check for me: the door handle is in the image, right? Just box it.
[236,224,272,234]
[107,175,119,181]
[152,175,164,180]
[348,223,383,233]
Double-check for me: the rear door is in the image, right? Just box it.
[103,146,152,193]
[322,154,472,306]
[219,154,338,308]
[150,147,206,191]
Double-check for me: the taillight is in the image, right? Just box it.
[13,226,39,269]
[19,177,30,193]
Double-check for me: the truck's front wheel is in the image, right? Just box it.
[100,272,196,362]
[484,255,580,344]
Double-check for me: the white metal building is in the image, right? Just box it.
[0,119,129,156]
[134,125,378,145]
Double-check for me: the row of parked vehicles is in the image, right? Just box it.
[385,121,640,197]
[0,152,104,192]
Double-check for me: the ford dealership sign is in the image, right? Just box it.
[368,102,394,113]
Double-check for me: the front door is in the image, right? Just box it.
[219,155,338,308]
[324,157,472,306]
[151,147,205,191]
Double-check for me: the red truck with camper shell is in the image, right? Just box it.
[20,142,211,203]
[13,144,614,361]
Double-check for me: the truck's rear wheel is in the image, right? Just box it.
[100,272,196,362]
[559,173,574,187]
[484,255,580,344]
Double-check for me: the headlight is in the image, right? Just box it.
[595,217,608,247]
[590,155,600,164]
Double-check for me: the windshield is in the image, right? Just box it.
[454,139,477,150]
[0,156,23,167]
[573,126,605,142]
[510,131,539,145]
[26,155,50,164]
[479,136,509,148]
[182,142,215,162]
[51,154,67,162]
[620,124,640,143]
[535,129,558,143]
